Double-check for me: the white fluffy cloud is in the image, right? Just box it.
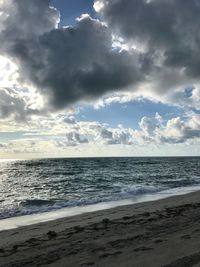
[0,111,199,158]
[136,113,200,145]
[52,113,200,146]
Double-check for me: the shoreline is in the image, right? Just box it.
[1,190,200,266]
[0,184,200,231]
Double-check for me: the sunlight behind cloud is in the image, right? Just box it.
[0,56,18,87]
[93,0,105,12]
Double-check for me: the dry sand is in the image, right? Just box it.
[1,191,200,266]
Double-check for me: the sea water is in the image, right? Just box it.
[0,157,200,220]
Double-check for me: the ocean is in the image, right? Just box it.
[0,157,200,220]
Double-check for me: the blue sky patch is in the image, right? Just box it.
[51,0,95,26]
[77,100,185,129]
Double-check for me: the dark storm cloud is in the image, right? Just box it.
[32,16,142,109]
[0,0,143,110]
[1,0,200,111]
[95,0,200,81]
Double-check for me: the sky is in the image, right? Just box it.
[0,0,200,158]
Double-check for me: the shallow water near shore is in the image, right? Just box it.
[0,157,200,225]
[0,184,200,231]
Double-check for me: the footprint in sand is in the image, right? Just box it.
[47,231,57,239]
[181,234,191,240]
[134,246,154,252]
[81,262,94,266]
[154,239,165,243]
[0,248,5,254]
[99,251,122,258]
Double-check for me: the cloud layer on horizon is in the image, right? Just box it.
[1,111,200,148]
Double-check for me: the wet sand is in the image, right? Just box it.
[1,191,200,266]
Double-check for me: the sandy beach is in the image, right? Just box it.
[1,191,200,267]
